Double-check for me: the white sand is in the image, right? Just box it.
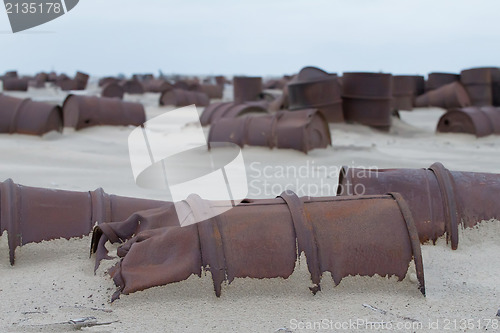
[0,87,499,332]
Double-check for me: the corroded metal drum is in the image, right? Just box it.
[342,72,393,129]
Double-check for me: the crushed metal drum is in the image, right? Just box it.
[208,109,331,153]
[0,94,62,135]
[342,72,393,129]
[337,162,500,249]
[91,191,425,300]
[101,82,125,99]
[437,106,500,137]
[233,76,263,103]
[62,95,146,129]
[426,72,460,91]
[415,82,471,109]
[0,179,168,265]
[159,89,209,107]
[199,101,268,126]
[288,67,343,123]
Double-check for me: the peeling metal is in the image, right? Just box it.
[91,192,425,300]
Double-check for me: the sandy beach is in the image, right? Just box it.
[1,86,499,332]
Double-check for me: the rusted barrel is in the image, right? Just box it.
[414,82,470,109]
[200,84,223,99]
[159,89,209,107]
[233,76,263,103]
[62,95,146,129]
[411,75,425,96]
[99,77,119,87]
[3,71,18,78]
[392,75,415,111]
[337,162,500,250]
[0,94,62,135]
[143,79,173,93]
[120,80,145,94]
[215,75,226,86]
[208,109,331,153]
[75,71,90,90]
[342,72,393,129]
[288,67,343,123]
[29,72,48,88]
[174,79,200,91]
[199,101,268,126]
[57,79,78,91]
[426,72,460,91]
[0,179,167,265]
[101,82,125,99]
[92,191,424,300]
[460,67,500,106]
[263,78,289,90]
[436,106,500,137]
[2,78,29,91]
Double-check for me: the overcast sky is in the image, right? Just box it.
[1,0,499,77]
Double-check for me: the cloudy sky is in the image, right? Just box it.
[1,0,499,77]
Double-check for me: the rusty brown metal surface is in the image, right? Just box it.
[91,191,425,300]
[411,75,425,97]
[142,79,173,93]
[415,81,471,109]
[426,72,460,91]
[0,94,62,135]
[288,67,343,123]
[55,72,89,91]
[62,95,146,129]
[159,89,209,107]
[392,75,416,111]
[208,109,331,153]
[215,76,226,86]
[0,179,168,265]
[460,67,500,107]
[342,72,393,129]
[101,82,125,99]
[2,78,29,91]
[199,101,268,126]
[200,84,223,99]
[233,76,263,103]
[337,162,500,249]
[99,77,120,87]
[120,80,145,94]
[75,71,90,90]
[437,106,500,137]
[3,71,18,78]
